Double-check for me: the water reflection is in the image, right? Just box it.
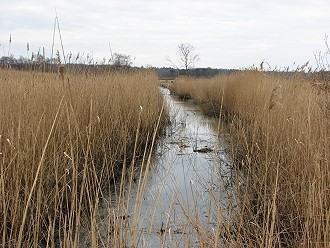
[80,88,235,247]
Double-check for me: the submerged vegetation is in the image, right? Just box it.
[170,70,330,247]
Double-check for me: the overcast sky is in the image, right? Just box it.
[1,0,329,69]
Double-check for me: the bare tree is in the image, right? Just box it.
[177,43,200,72]
[111,53,133,68]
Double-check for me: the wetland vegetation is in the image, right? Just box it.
[0,62,329,247]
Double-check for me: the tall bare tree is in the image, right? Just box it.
[177,43,200,73]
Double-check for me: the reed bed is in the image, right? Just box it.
[0,68,167,247]
[171,71,330,247]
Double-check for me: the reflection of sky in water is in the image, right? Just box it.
[82,88,236,247]
[137,90,234,245]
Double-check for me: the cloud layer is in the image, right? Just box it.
[1,0,329,69]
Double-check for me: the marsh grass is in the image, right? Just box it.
[1,65,329,247]
[0,68,167,247]
[171,71,330,247]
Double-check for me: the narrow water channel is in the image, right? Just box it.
[80,88,235,247]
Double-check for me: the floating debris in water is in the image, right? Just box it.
[193,146,213,153]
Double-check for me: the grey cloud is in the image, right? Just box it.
[1,0,329,68]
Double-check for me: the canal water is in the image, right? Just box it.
[80,88,235,247]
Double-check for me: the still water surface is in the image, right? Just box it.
[81,88,235,247]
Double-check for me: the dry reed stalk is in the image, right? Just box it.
[170,70,330,247]
[0,68,167,247]
[268,85,282,110]
[59,64,66,82]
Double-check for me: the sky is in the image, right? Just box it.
[1,0,329,69]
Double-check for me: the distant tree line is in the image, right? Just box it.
[163,42,238,78]
[1,55,238,78]
[155,67,238,79]
[0,53,134,73]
